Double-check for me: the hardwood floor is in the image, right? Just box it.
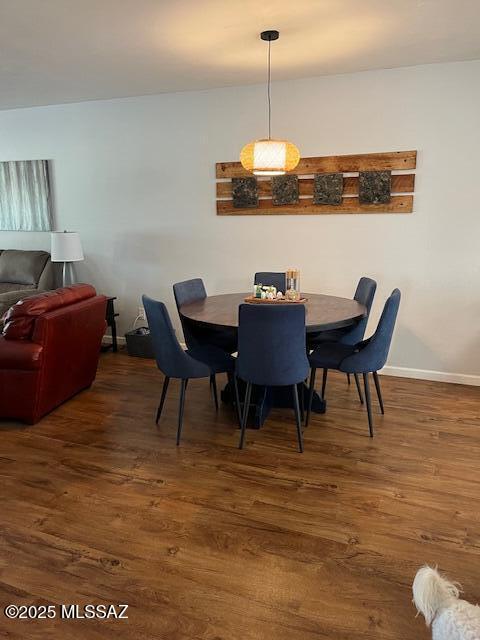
[0,351,479,639]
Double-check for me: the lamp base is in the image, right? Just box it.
[61,262,77,287]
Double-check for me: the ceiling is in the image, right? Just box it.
[1,0,479,110]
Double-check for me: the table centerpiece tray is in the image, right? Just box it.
[244,295,308,304]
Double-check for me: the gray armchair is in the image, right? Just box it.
[0,250,55,320]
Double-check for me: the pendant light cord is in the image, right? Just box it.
[267,38,272,140]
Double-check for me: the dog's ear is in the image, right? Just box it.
[412,566,460,626]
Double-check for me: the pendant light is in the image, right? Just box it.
[240,30,300,176]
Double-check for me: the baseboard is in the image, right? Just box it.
[381,366,480,386]
[103,335,126,346]
[104,336,479,386]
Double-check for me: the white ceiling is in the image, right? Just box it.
[1,0,479,110]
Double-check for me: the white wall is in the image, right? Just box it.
[1,60,479,381]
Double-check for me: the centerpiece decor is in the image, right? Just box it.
[286,268,301,301]
[245,270,306,304]
[239,30,300,176]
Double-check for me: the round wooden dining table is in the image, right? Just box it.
[179,293,366,428]
[180,292,366,333]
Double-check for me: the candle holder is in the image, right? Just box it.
[285,268,301,301]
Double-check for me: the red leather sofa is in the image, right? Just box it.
[0,284,107,424]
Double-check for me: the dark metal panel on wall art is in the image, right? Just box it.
[231,177,258,208]
[359,171,391,204]
[272,175,299,205]
[313,173,343,205]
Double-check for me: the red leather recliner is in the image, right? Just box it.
[0,284,107,424]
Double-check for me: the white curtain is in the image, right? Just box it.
[0,160,53,231]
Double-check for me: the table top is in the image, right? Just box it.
[180,292,366,333]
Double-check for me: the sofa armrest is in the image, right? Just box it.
[37,259,56,291]
[0,336,43,370]
[0,289,45,323]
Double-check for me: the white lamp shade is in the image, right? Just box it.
[51,232,84,262]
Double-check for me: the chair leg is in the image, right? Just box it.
[306,368,316,427]
[156,376,170,424]
[305,368,317,428]
[321,368,328,399]
[353,373,364,404]
[239,382,252,449]
[292,384,304,453]
[346,373,351,385]
[373,371,385,414]
[233,374,242,428]
[176,379,188,446]
[210,374,219,411]
[298,382,305,423]
[362,373,374,437]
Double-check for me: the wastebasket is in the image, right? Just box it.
[124,327,155,359]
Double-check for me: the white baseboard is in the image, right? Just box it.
[381,366,480,386]
[103,335,126,346]
[104,336,480,387]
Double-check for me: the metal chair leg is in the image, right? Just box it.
[353,373,364,404]
[210,374,219,411]
[156,376,170,424]
[292,384,304,453]
[362,373,374,437]
[298,382,305,423]
[321,368,328,399]
[239,382,252,449]
[233,374,242,427]
[176,379,187,446]
[306,368,316,427]
[373,371,385,414]
[346,373,351,385]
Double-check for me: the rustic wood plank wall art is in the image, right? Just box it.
[216,150,417,215]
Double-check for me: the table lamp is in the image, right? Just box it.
[51,231,84,287]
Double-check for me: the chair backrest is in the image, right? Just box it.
[173,278,207,308]
[172,278,207,349]
[254,272,286,293]
[340,289,401,373]
[237,303,309,387]
[142,295,209,380]
[340,276,377,345]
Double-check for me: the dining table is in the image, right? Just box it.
[179,292,366,428]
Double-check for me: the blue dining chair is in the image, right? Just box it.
[143,295,241,445]
[173,278,237,410]
[308,277,377,402]
[254,272,287,293]
[306,289,401,437]
[236,304,310,452]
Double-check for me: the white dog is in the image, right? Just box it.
[412,566,480,640]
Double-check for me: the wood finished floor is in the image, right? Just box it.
[0,351,479,639]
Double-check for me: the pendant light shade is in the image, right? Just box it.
[240,30,300,176]
[240,138,300,176]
